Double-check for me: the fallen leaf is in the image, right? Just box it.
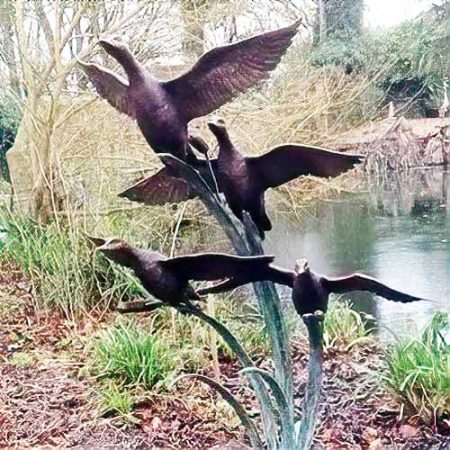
[362,426,378,443]
[369,438,384,450]
[399,424,420,439]
[151,416,162,431]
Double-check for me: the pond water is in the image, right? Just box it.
[264,168,450,339]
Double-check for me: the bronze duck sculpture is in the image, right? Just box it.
[91,236,275,307]
[207,119,364,236]
[198,258,426,315]
[120,119,364,237]
[78,21,300,162]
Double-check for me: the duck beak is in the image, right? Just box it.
[207,118,226,134]
[84,233,106,248]
[294,258,309,274]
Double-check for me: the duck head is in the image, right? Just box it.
[98,39,141,78]
[207,118,229,142]
[98,39,129,58]
[94,237,136,268]
[294,258,310,276]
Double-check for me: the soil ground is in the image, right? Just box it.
[0,264,448,449]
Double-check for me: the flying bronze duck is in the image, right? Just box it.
[89,236,275,308]
[119,119,364,237]
[198,258,426,315]
[77,21,300,162]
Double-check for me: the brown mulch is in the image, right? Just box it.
[0,266,448,449]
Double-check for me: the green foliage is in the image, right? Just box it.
[148,307,213,371]
[374,15,448,87]
[0,211,143,317]
[310,37,366,73]
[365,8,449,113]
[216,301,271,358]
[0,93,20,182]
[311,5,449,115]
[323,299,372,349]
[9,352,34,367]
[90,318,179,389]
[311,0,364,71]
[230,320,271,356]
[384,312,449,423]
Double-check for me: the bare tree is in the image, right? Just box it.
[7,0,176,222]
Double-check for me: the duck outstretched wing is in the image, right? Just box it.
[162,253,275,281]
[195,264,295,295]
[78,60,135,117]
[118,169,194,205]
[248,144,363,189]
[322,274,426,303]
[164,21,300,121]
[118,158,221,205]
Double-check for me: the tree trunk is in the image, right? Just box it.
[27,96,55,223]
[313,0,363,45]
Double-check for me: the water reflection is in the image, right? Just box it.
[265,168,450,338]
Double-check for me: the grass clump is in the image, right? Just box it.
[323,298,373,350]
[91,318,179,389]
[0,210,144,317]
[384,312,449,425]
[97,381,136,420]
[0,212,97,316]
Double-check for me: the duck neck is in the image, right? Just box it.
[215,131,236,160]
[112,48,144,82]
[108,246,141,271]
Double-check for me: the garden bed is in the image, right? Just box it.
[0,265,447,449]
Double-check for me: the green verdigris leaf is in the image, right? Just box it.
[158,154,284,449]
[241,367,296,450]
[242,214,294,412]
[297,312,324,449]
[173,374,263,450]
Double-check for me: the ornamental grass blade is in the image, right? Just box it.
[173,374,263,450]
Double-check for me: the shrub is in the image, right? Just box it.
[384,312,449,424]
[0,93,21,182]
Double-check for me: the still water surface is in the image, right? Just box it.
[265,168,450,338]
